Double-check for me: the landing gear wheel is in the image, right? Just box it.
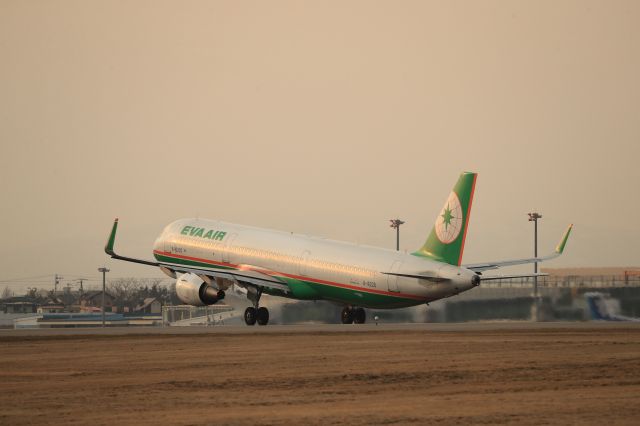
[341,307,354,324]
[217,290,226,300]
[353,308,366,324]
[256,307,269,326]
[244,307,257,326]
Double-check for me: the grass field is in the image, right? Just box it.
[1,325,640,425]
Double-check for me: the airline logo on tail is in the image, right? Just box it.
[435,192,463,244]
[413,172,477,265]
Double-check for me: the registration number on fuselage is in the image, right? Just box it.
[351,279,377,288]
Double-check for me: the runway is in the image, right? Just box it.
[2,321,640,425]
[2,320,639,337]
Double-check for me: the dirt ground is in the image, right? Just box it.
[1,326,640,425]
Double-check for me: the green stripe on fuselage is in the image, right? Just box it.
[155,253,421,309]
[274,277,421,309]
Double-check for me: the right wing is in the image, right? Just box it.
[464,224,573,273]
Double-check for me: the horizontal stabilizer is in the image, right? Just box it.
[381,271,450,282]
[479,273,548,281]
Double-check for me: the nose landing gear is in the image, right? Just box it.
[341,306,366,324]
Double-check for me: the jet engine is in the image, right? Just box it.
[175,273,223,306]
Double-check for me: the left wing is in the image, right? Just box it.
[464,224,573,273]
[104,218,290,294]
[105,218,160,267]
[157,261,291,294]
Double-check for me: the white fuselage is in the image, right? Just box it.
[153,218,477,309]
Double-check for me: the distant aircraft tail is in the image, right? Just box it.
[412,172,477,266]
[584,292,640,322]
[585,292,615,320]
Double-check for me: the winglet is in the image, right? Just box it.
[105,218,119,256]
[103,218,160,267]
[555,224,573,254]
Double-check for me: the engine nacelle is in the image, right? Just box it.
[175,273,221,306]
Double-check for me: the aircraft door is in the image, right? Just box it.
[164,238,179,255]
[222,233,238,264]
[299,250,311,276]
[387,260,402,292]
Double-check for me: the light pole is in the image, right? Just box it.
[528,212,542,321]
[98,267,109,327]
[389,219,405,251]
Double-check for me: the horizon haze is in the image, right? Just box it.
[1,1,639,290]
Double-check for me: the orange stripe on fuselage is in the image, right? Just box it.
[153,250,428,301]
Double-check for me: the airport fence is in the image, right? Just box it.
[481,275,640,289]
[162,304,235,326]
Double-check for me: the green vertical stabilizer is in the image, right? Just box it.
[412,172,477,266]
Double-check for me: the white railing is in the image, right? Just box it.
[161,304,236,326]
[480,275,640,289]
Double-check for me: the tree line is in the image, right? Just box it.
[1,278,182,307]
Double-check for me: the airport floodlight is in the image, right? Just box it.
[389,219,405,228]
[527,213,542,321]
[528,212,542,221]
[98,267,110,327]
[389,219,405,251]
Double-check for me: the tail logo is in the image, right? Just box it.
[435,191,463,244]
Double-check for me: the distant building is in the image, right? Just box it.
[134,298,161,314]
[0,297,38,314]
[55,287,81,309]
[38,297,66,314]
[113,305,131,314]
[79,291,115,312]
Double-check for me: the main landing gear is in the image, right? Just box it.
[244,306,269,326]
[244,287,269,326]
[341,306,366,324]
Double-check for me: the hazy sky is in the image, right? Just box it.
[1,1,639,290]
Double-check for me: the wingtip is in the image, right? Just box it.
[105,219,119,256]
[555,224,573,254]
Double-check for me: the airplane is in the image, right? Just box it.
[104,171,573,326]
[585,292,640,322]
